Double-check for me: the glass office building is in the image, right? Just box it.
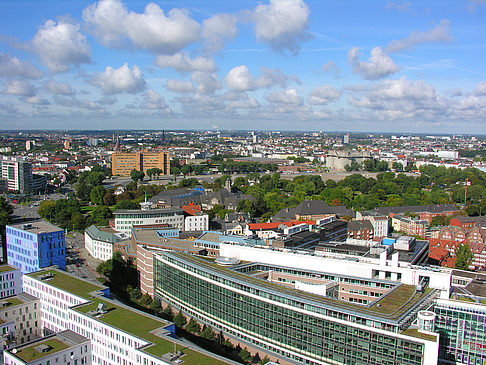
[434,298,486,364]
[154,252,439,365]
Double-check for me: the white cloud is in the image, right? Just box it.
[45,80,74,95]
[386,2,411,11]
[474,81,486,96]
[31,19,91,72]
[346,76,445,121]
[225,65,291,91]
[166,80,194,93]
[256,67,290,88]
[386,19,453,53]
[191,71,221,94]
[3,79,37,96]
[143,89,170,110]
[348,47,399,80]
[225,65,255,91]
[92,63,146,94]
[266,89,302,105]
[154,52,217,73]
[309,85,341,105]
[24,95,50,105]
[252,0,310,53]
[202,14,238,53]
[322,61,340,75]
[83,0,200,54]
[228,98,260,109]
[0,53,43,79]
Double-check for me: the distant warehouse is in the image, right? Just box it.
[111,150,170,177]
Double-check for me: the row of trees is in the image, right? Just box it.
[224,166,486,219]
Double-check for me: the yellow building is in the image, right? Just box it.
[111,151,170,176]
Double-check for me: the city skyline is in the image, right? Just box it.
[1,0,485,133]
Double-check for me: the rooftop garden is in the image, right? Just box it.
[0,297,24,307]
[0,265,16,273]
[28,270,104,299]
[14,338,69,362]
[401,328,438,342]
[74,298,227,364]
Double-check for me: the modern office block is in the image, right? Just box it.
[154,251,440,365]
[6,221,66,274]
[22,268,233,365]
[1,156,32,193]
[434,298,486,365]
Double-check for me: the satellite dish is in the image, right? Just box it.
[12,349,17,354]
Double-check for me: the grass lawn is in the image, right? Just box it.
[28,270,104,299]
[456,296,475,302]
[0,265,16,273]
[402,328,437,342]
[369,285,420,315]
[0,297,24,307]
[15,338,69,362]
[76,299,228,364]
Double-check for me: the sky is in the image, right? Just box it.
[0,0,485,133]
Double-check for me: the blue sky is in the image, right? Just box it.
[0,0,485,133]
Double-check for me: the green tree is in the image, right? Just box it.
[130,169,145,184]
[38,200,57,221]
[239,348,252,363]
[200,325,216,341]
[103,191,115,206]
[91,205,112,226]
[71,211,86,230]
[173,311,187,328]
[90,185,106,205]
[140,293,153,307]
[96,252,138,292]
[185,318,201,334]
[162,304,174,320]
[455,243,473,270]
[149,298,162,313]
[0,197,13,255]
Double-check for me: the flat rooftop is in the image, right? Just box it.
[9,220,63,234]
[0,264,18,273]
[132,230,203,253]
[168,253,436,324]
[0,292,38,309]
[9,330,86,362]
[113,207,183,214]
[27,269,230,365]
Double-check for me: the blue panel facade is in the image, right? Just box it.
[6,225,66,274]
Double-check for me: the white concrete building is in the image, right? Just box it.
[22,269,230,365]
[84,225,128,261]
[184,213,208,232]
[219,243,452,298]
[0,265,22,299]
[3,330,91,365]
[113,207,184,237]
[0,293,42,346]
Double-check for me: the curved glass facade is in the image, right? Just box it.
[154,252,427,365]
